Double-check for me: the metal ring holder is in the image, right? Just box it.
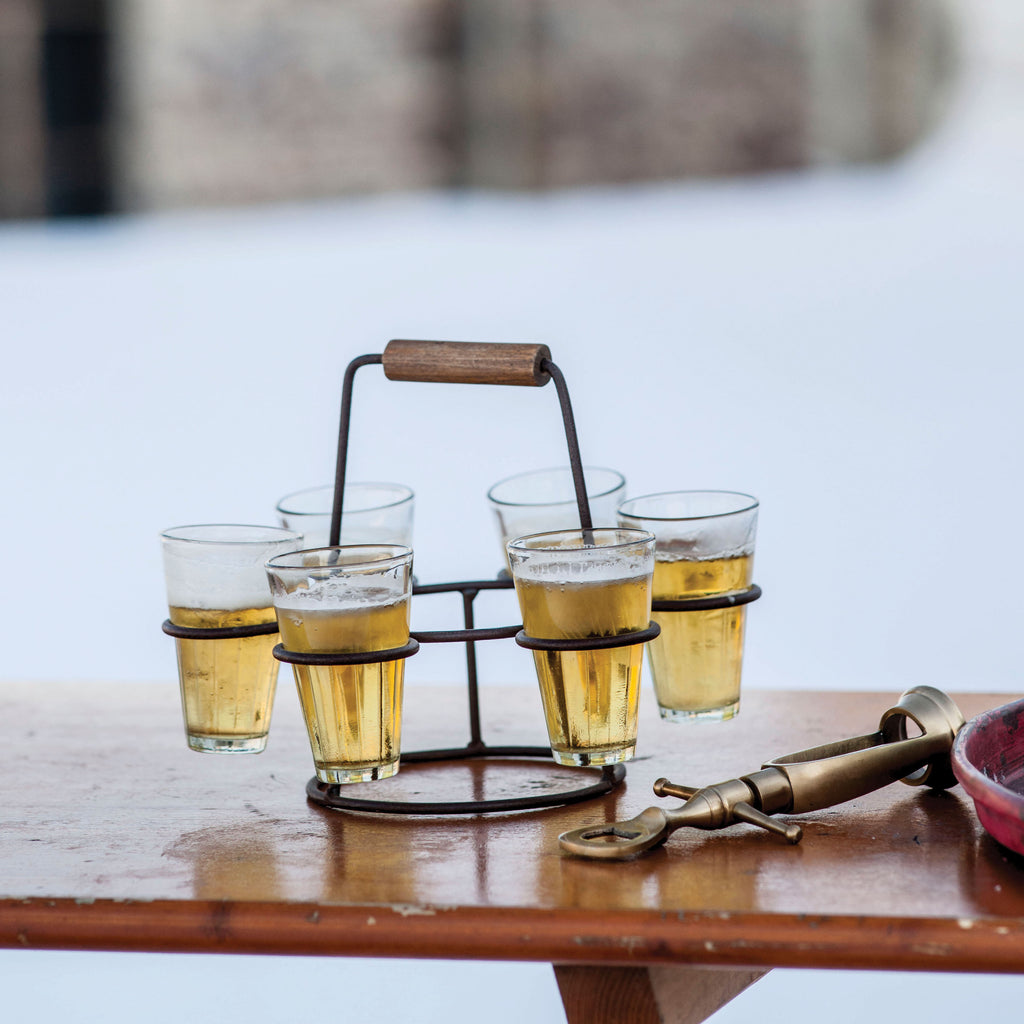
[651,584,762,614]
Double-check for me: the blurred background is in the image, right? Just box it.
[1,0,958,218]
[3,1,1024,1022]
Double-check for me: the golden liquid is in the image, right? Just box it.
[515,574,650,765]
[169,605,279,748]
[649,551,752,717]
[276,597,408,781]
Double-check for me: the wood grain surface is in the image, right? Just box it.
[382,339,551,386]
[0,680,1021,974]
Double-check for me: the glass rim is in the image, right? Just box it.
[506,526,654,553]
[161,524,304,546]
[486,466,625,508]
[275,482,414,516]
[266,543,413,573]
[617,490,759,523]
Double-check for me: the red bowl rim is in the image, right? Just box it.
[951,696,1024,821]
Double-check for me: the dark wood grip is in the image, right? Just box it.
[382,339,551,386]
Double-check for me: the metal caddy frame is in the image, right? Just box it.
[166,340,762,816]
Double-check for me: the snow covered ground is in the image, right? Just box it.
[2,2,1023,1021]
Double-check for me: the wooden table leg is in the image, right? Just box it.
[553,964,768,1024]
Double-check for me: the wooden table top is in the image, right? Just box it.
[1,680,1021,974]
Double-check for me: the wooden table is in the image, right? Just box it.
[1,681,1020,1024]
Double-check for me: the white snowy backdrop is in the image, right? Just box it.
[3,2,1024,1021]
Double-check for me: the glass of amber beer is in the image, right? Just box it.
[507,528,655,766]
[161,524,304,753]
[265,545,414,783]
[276,483,414,549]
[617,492,758,722]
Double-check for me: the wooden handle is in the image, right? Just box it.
[382,340,551,387]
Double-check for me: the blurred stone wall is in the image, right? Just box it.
[806,0,956,165]
[0,0,45,218]
[462,0,955,188]
[0,0,956,216]
[112,0,460,209]
[462,0,809,188]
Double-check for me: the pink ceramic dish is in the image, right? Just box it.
[951,696,1024,857]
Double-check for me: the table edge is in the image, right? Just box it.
[2,898,1022,973]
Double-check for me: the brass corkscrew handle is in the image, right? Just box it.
[762,685,965,812]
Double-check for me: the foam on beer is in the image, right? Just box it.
[654,539,756,562]
[273,575,406,613]
[163,549,276,611]
[510,552,652,586]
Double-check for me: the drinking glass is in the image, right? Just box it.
[487,466,625,571]
[617,491,758,721]
[507,528,655,766]
[276,482,414,549]
[266,544,414,783]
[161,524,304,752]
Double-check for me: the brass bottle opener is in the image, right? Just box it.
[558,686,966,860]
